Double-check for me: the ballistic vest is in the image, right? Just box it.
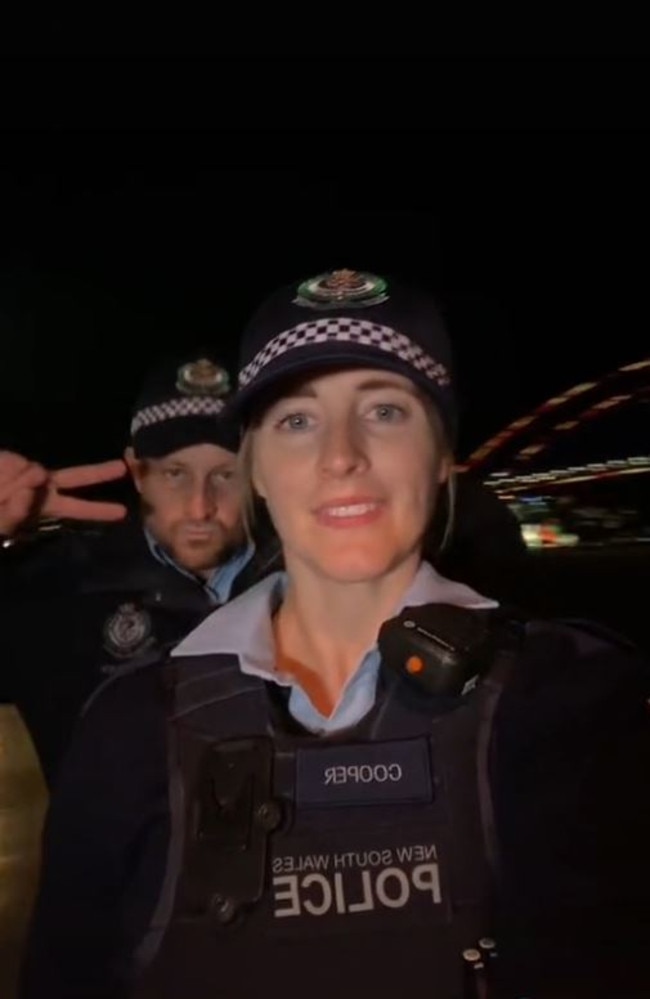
[132,637,513,999]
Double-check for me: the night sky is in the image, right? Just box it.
[1,69,648,472]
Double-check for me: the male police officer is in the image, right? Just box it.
[0,351,274,784]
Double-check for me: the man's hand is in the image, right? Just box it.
[0,451,128,537]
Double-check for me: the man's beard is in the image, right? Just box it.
[142,501,245,574]
[177,532,244,570]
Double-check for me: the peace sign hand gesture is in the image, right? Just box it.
[0,451,128,538]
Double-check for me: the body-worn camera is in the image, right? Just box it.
[378,603,516,698]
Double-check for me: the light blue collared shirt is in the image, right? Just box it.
[173,562,498,734]
[144,528,254,606]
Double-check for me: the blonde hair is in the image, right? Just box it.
[438,467,457,553]
[237,427,260,543]
[237,392,457,557]
[422,399,457,555]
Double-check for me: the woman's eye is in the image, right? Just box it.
[370,403,407,422]
[277,412,313,431]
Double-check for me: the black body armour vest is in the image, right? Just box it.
[133,648,512,999]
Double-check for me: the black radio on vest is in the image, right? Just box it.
[378,603,521,699]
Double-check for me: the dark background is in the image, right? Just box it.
[1,57,648,467]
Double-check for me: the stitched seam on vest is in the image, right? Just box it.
[132,720,186,974]
[172,684,267,720]
[174,661,244,691]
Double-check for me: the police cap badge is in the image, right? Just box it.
[294,269,389,310]
[175,358,231,397]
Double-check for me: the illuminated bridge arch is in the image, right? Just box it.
[464,357,650,475]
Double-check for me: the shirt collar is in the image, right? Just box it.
[172,561,497,671]
[144,527,254,605]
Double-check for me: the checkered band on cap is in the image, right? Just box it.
[130,395,226,437]
[238,318,451,389]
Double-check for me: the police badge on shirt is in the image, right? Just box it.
[102,602,154,665]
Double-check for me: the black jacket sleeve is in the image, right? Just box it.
[494,620,650,997]
[0,529,94,702]
[19,664,171,999]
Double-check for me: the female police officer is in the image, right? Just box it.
[21,270,650,998]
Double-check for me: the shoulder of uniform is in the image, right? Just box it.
[80,641,177,717]
[483,600,644,659]
[81,642,245,719]
[514,613,650,707]
[527,614,639,653]
[0,523,103,599]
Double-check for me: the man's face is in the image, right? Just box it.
[126,443,245,578]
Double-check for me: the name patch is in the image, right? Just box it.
[296,738,432,807]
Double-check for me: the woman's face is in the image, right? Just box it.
[251,367,450,584]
